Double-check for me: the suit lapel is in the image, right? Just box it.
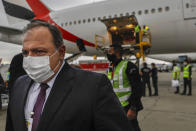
[37,62,75,131]
[13,76,33,131]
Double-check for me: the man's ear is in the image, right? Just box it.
[59,45,66,60]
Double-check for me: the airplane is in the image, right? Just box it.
[0,0,196,62]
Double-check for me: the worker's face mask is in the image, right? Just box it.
[107,54,117,63]
[23,50,60,83]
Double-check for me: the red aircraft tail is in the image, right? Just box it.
[26,0,50,18]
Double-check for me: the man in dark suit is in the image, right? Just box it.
[6,20,133,131]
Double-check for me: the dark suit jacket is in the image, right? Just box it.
[6,62,133,131]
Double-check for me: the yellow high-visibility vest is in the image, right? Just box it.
[143,26,149,33]
[107,60,131,107]
[135,25,140,33]
[183,64,192,78]
[172,66,180,80]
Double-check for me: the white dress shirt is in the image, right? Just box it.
[24,61,65,121]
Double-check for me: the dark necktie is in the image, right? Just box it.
[32,83,49,131]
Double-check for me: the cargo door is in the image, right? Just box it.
[183,0,196,19]
[100,15,138,45]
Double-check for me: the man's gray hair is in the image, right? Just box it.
[23,19,63,48]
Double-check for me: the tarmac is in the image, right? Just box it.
[139,72,196,131]
[0,72,196,131]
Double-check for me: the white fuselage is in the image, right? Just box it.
[50,0,196,56]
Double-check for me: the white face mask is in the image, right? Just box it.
[23,51,60,83]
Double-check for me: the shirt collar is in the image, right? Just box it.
[33,61,65,92]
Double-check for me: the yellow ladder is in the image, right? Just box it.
[136,31,152,62]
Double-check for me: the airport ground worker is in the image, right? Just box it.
[134,23,140,44]
[143,25,149,35]
[141,63,152,97]
[151,63,158,96]
[107,44,143,131]
[6,20,133,131]
[172,62,181,94]
[181,59,192,96]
